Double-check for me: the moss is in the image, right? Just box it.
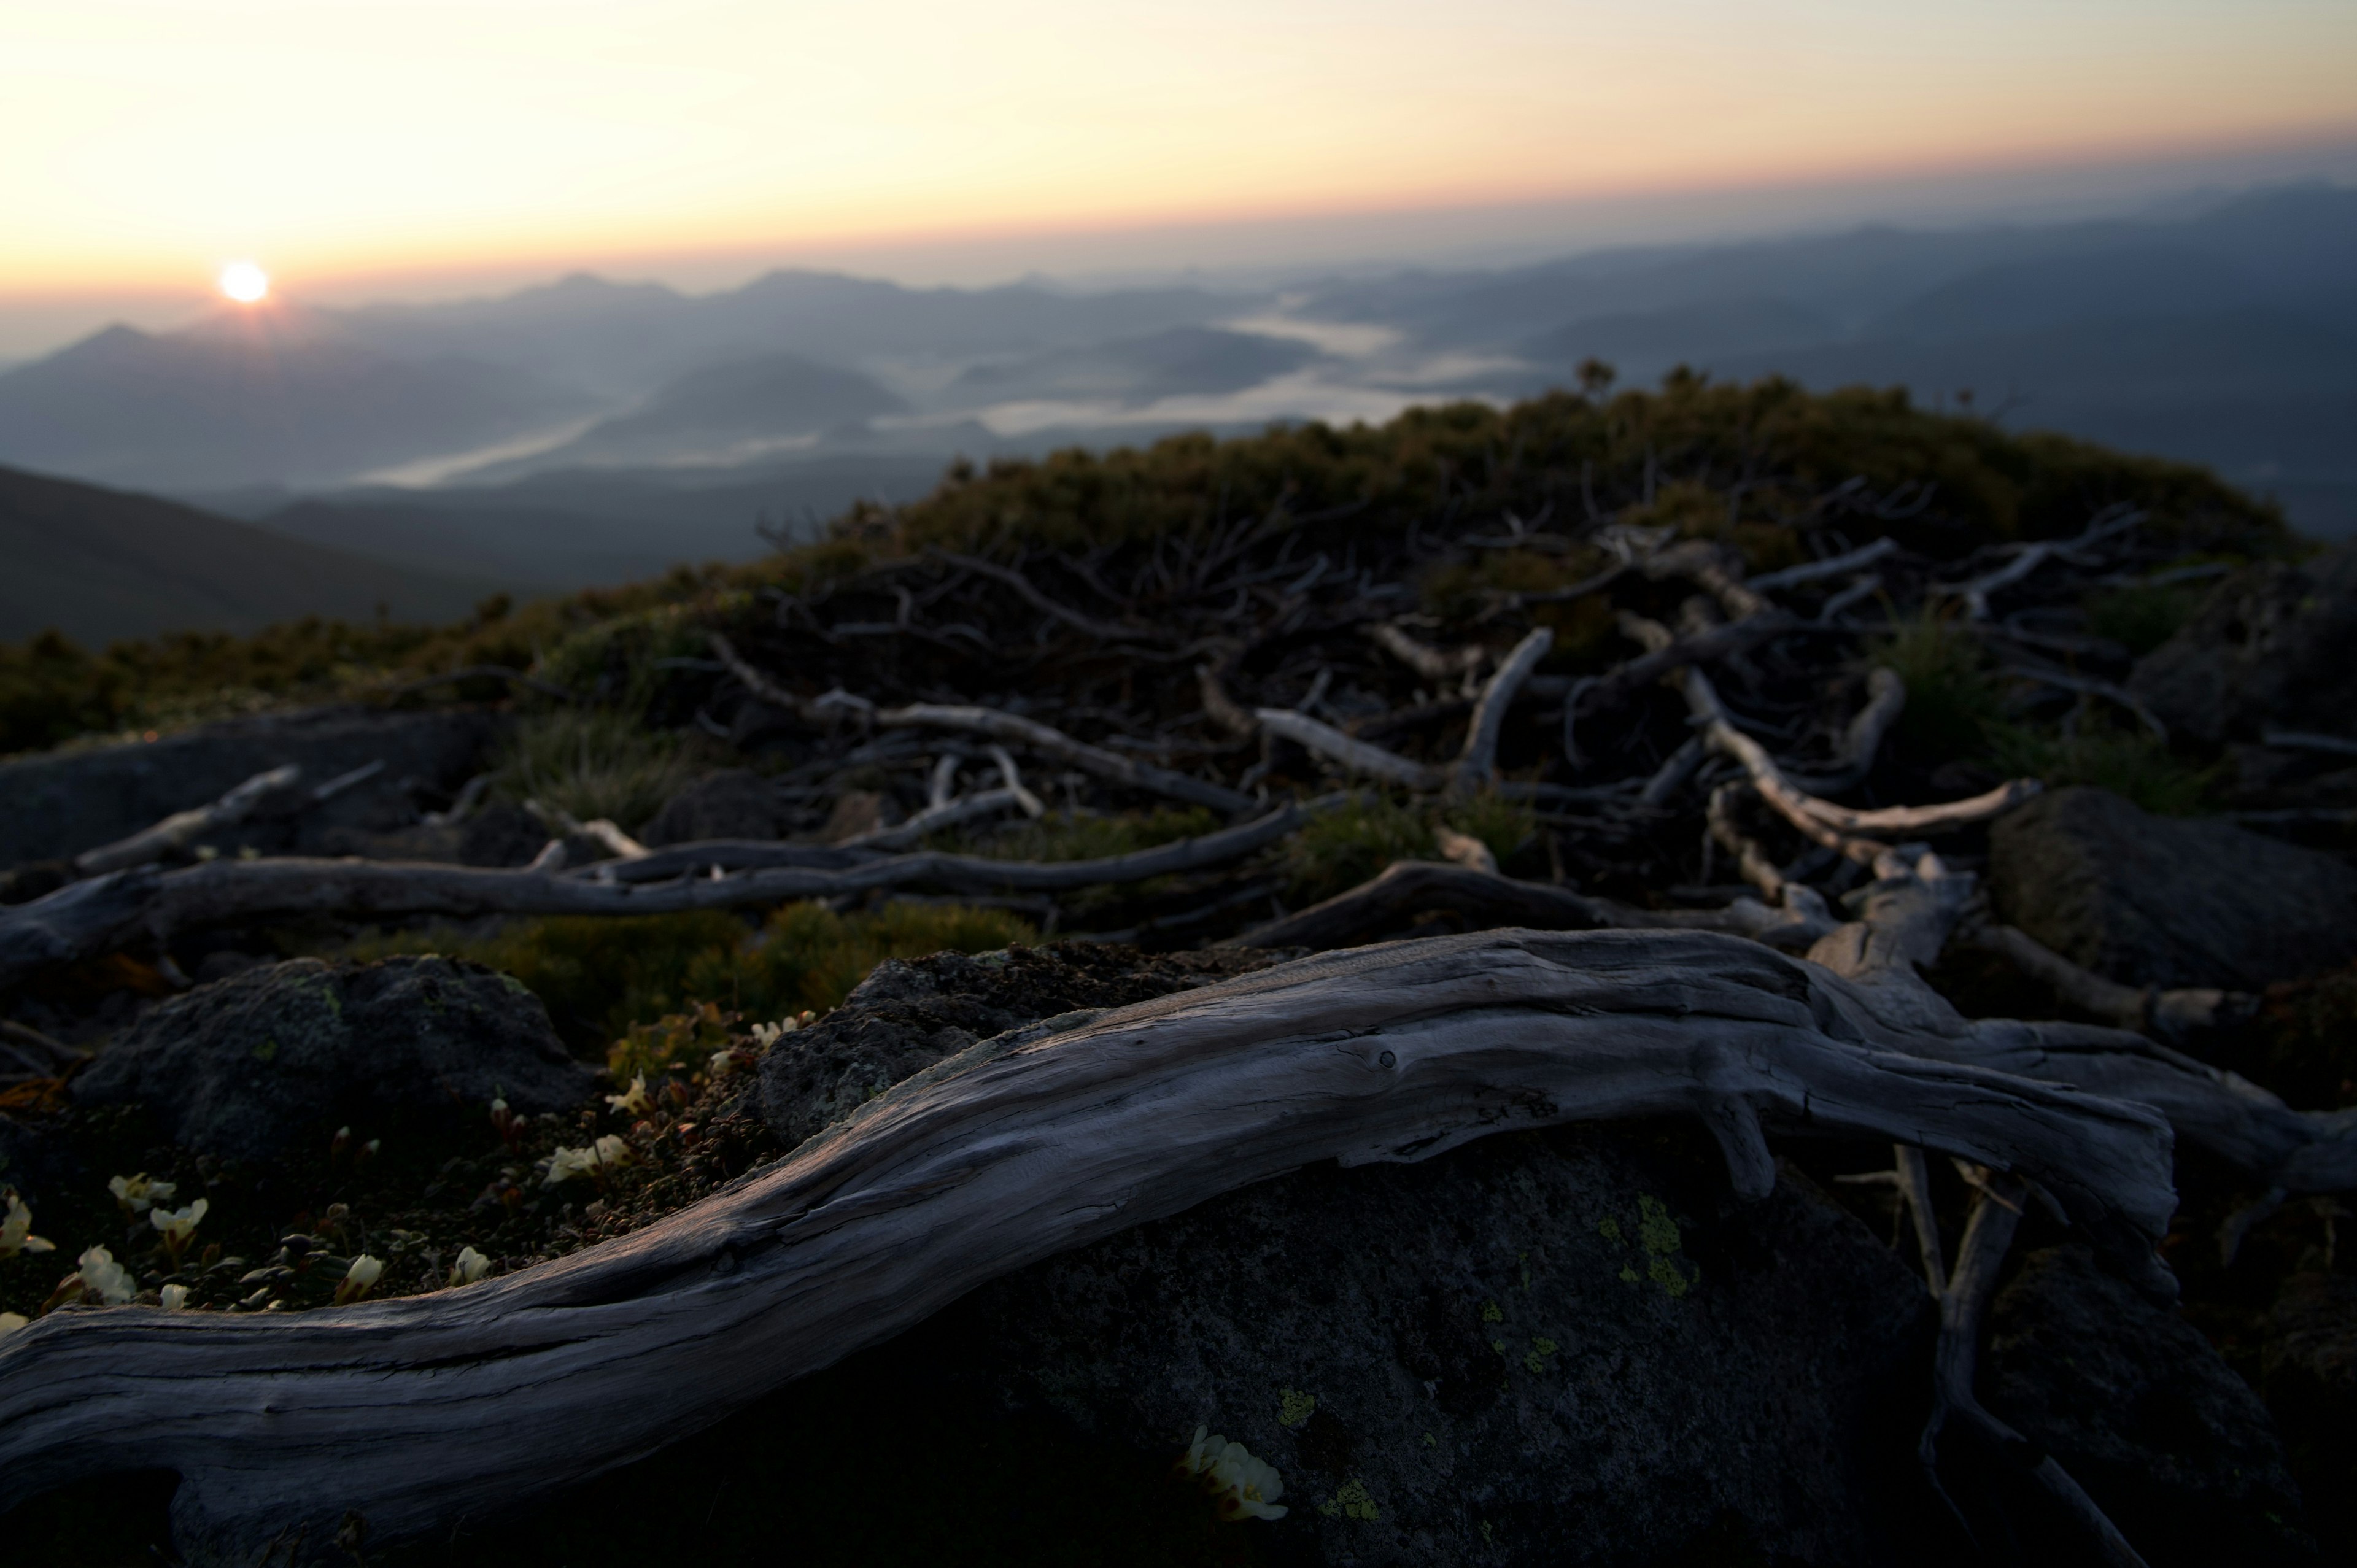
[336,901,1034,1050]
[1283,795,1434,905]
[1868,609,2007,763]
[1988,720,2221,817]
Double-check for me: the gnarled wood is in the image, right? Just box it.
[0,926,2175,1562]
[0,805,1314,991]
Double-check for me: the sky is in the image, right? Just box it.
[3,0,2355,353]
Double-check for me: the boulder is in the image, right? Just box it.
[1989,786,2357,990]
[2130,544,2357,747]
[640,768,790,846]
[1984,1244,2312,1565]
[758,943,1276,1149]
[759,944,1940,1566]
[2264,1270,2357,1558]
[71,956,595,1162]
[0,705,504,870]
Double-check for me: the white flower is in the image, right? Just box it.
[150,1196,209,1251]
[72,1245,136,1307]
[158,1284,190,1310]
[605,1075,654,1116]
[0,1311,27,1337]
[545,1134,638,1187]
[447,1245,492,1286]
[0,1191,53,1257]
[108,1173,175,1217]
[1179,1426,1287,1521]
[333,1254,385,1305]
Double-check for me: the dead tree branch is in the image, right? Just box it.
[0,927,2175,1562]
[72,765,301,876]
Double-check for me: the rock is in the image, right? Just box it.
[0,706,504,870]
[2130,544,2357,747]
[928,1131,1933,1567]
[640,769,789,846]
[2264,1270,2357,1558]
[757,944,1940,1566]
[757,944,1278,1150]
[1983,1244,2312,1566]
[71,956,596,1162]
[1989,786,2357,990]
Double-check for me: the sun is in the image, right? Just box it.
[219,261,269,304]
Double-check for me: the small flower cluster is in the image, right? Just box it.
[543,1134,634,1187]
[446,1245,492,1287]
[108,1172,174,1217]
[745,1011,815,1050]
[0,1190,54,1257]
[1178,1425,1288,1521]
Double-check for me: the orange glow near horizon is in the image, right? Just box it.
[2,1,2355,298]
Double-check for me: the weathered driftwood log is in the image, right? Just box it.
[0,927,2177,1562]
[0,805,1313,991]
[711,633,1253,813]
[1805,866,2357,1197]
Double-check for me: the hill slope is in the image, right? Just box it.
[0,463,506,646]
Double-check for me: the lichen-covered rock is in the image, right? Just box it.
[2264,1269,2357,1558]
[2130,544,2357,747]
[757,943,1278,1150]
[755,943,1940,1566]
[1989,786,2357,990]
[640,769,790,846]
[71,956,596,1161]
[1984,1244,2312,1566]
[927,1129,1934,1567]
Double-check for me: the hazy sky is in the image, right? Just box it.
[3,0,2354,335]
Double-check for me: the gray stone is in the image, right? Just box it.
[935,1130,1933,1567]
[1989,786,2357,990]
[71,956,596,1161]
[640,769,788,846]
[0,705,504,870]
[0,1113,81,1208]
[758,944,1940,1566]
[1985,1243,2312,1565]
[2130,544,2357,748]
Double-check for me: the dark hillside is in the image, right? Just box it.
[0,463,506,648]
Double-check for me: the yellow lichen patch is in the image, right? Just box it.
[1635,1194,1700,1297]
[1523,1337,1558,1374]
[1277,1388,1317,1428]
[1317,1478,1381,1521]
[1480,1299,1504,1324]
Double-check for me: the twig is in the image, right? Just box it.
[1921,1171,2151,1567]
[1747,538,1902,593]
[1451,627,1552,797]
[1960,922,2251,1042]
[72,765,302,876]
[1364,622,1486,685]
[929,550,1162,643]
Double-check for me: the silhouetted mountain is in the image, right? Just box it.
[328,270,1240,399]
[0,308,589,491]
[486,353,908,475]
[256,451,962,590]
[1867,247,2258,339]
[0,463,501,644]
[1523,298,1833,376]
[950,327,1318,405]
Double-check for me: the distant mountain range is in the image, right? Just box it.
[0,463,500,646]
[0,181,2350,595]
